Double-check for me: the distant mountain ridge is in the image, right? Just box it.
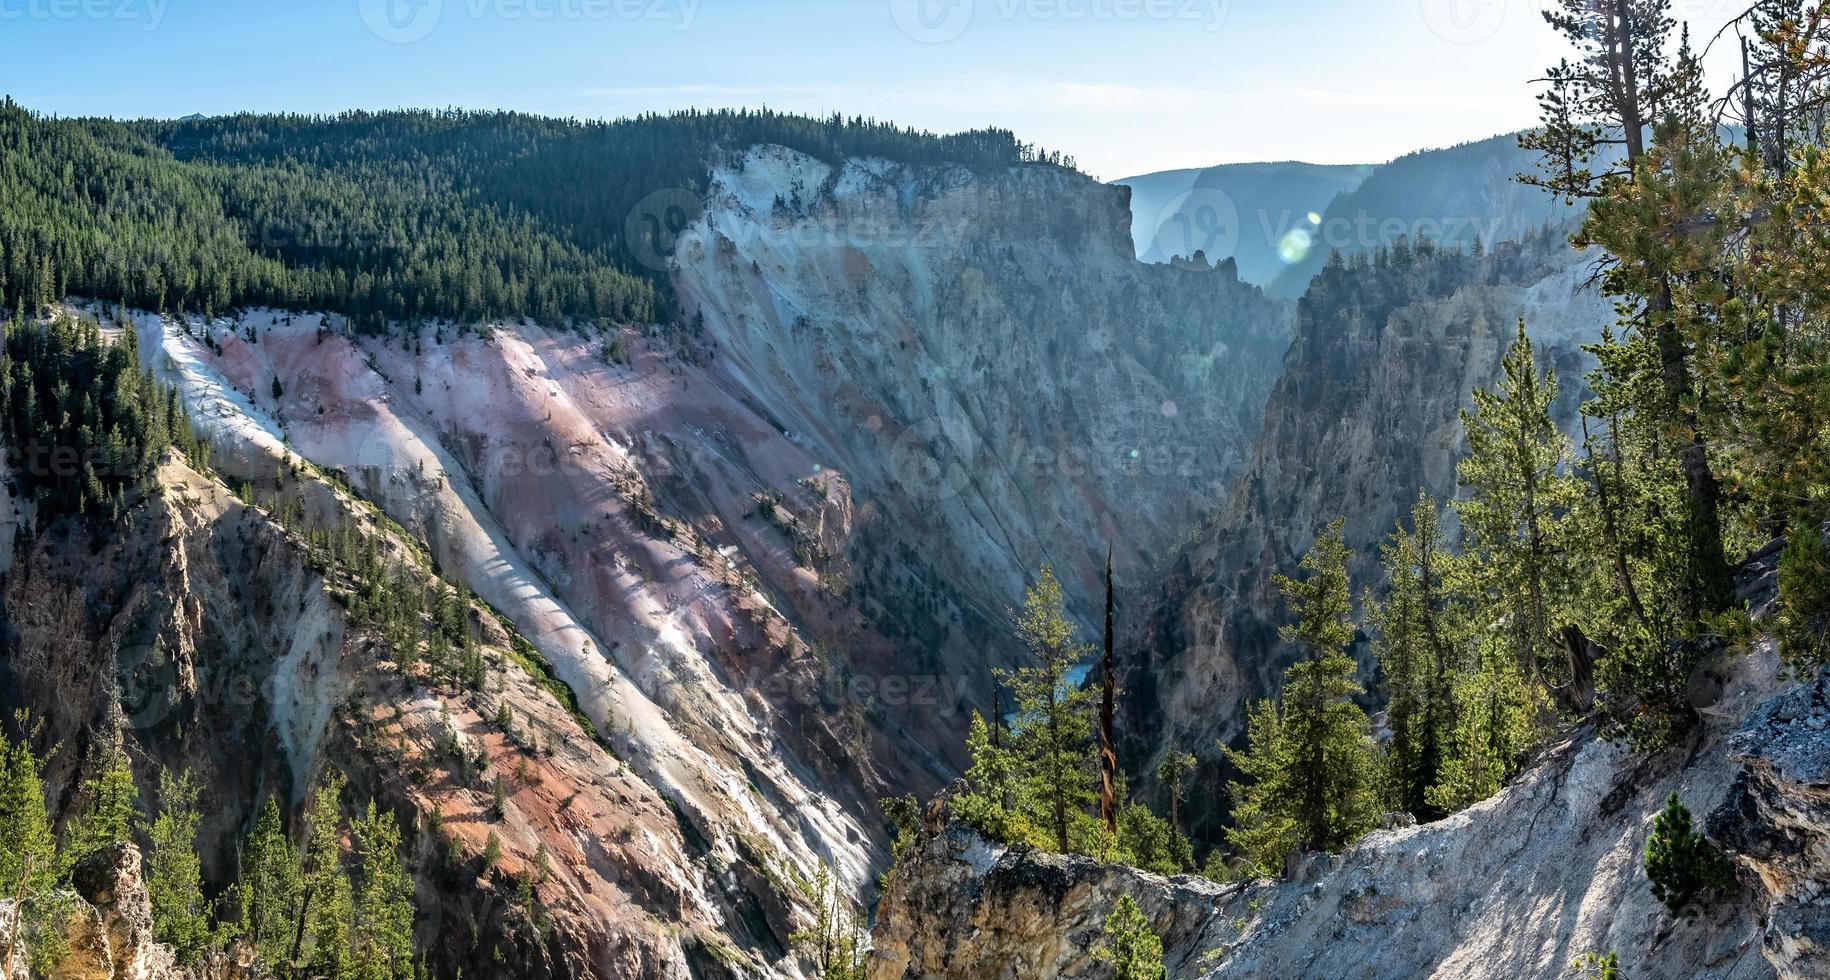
[1122,132,1597,299]
[1117,162,1370,288]
[1264,131,1588,297]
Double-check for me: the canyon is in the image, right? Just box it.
[6,123,1811,980]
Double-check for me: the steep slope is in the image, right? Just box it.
[671,146,1294,689]
[0,444,796,978]
[117,305,896,959]
[0,138,1297,977]
[872,623,1826,979]
[1120,233,1614,841]
[1118,162,1371,284]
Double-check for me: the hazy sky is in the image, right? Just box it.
[4,0,1750,180]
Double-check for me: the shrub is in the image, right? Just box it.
[1645,793,1735,917]
[1778,528,1830,672]
[1094,896,1165,980]
[1116,802,1190,877]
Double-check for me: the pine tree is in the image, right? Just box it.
[1528,2,1736,620]
[0,723,60,974]
[956,711,1024,845]
[350,801,416,980]
[1778,527,1830,672]
[1369,494,1459,821]
[1457,321,1581,690]
[144,768,213,965]
[61,745,138,867]
[1093,896,1165,980]
[1154,749,1195,845]
[481,832,502,874]
[1004,564,1096,854]
[295,774,353,977]
[1226,522,1377,873]
[1645,793,1735,917]
[238,795,302,969]
[1426,635,1540,814]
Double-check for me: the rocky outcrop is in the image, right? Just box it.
[61,845,189,980]
[1711,674,1830,971]
[874,647,1829,980]
[868,815,1226,980]
[673,145,1293,728]
[0,844,194,980]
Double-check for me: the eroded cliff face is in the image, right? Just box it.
[672,146,1293,687]
[16,145,1296,975]
[1,445,807,978]
[1120,237,1614,841]
[872,641,1830,980]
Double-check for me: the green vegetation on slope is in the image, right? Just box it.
[0,98,1070,331]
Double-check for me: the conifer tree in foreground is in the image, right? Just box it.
[1005,564,1097,854]
[238,795,303,968]
[1456,321,1581,693]
[145,768,214,965]
[1226,521,1377,874]
[0,719,62,974]
[61,745,138,869]
[1525,0,1737,619]
[1645,793,1735,918]
[1369,493,1460,821]
[1094,896,1165,980]
[296,775,354,978]
[350,801,417,980]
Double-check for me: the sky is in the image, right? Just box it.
[2,0,1752,180]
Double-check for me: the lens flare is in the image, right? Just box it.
[1279,228,1315,264]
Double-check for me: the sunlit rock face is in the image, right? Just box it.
[875,639,1827,980]
[672,145,1294,692]
[2,448,789,979]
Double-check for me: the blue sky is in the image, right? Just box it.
[2,0,1747,180]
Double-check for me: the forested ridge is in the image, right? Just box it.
[0,98,1070,331]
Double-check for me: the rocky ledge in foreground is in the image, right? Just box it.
[869,650,1830,979]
